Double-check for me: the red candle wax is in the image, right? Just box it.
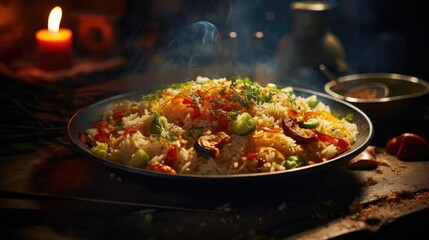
[35,6,73,71]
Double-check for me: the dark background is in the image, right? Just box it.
[1,0,428,83]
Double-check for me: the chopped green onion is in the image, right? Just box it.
[345,113,355,122]
[232,112,256,135]
[165,133,177,141]
[281,86,294,95]
[90,141,108,158]
[150,116,168,134]
[129,149,150,168]
[284,155,303,169]
[300,118,319,128]
[187,127,205,138]
[332,112,341,119]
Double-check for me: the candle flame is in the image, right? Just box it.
[48,6,62,33]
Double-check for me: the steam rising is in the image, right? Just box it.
[121,1,415,92]
[166,21,218,68]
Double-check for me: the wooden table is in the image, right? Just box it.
[1,71,428,240]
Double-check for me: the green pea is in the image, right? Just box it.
[307,98,319,108]
[232,112,256,135]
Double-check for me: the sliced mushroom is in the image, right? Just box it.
[194,132,231,159]
[282,117,316,143]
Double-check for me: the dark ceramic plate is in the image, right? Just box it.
[67,87,373,182]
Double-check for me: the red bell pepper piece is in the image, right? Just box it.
[164,146,178,167]
[112,111,127,121]
[123,127,140,137]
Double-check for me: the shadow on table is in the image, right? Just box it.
[20,154,364,240]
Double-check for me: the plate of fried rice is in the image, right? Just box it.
[68,76,373,181]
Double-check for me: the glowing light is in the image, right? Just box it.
[255,31,264,39]
[48,6,62,33]
[35,6,73,70]
[291,2,331,11]
[229,31,237,38]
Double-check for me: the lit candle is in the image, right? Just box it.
[35,6,73,71]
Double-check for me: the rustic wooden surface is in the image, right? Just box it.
[0,71,428,239]
[1,139,428,240]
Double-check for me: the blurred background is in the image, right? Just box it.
[0,0,428,91]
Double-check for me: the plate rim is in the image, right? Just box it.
[67,87,374,181]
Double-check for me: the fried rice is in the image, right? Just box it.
[84,76,358,175]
